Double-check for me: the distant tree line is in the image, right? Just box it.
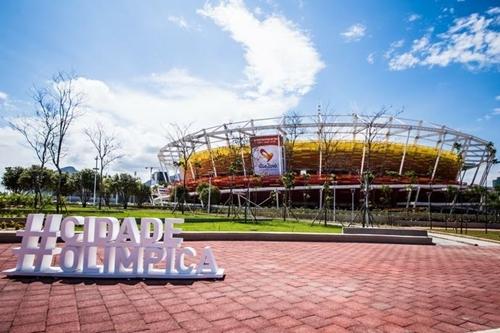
[1,166,151,210]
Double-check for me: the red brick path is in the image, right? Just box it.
[0,242,500,333]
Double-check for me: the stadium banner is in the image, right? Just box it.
[250,135,283,176]
[4,214,224,279]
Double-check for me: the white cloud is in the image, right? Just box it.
[1,70,304,177]
[494,107,500,114]
[496,95,500,100]
[408,14,421,22]
[0,91,7,106]
[167,15,195,30]
[1,0,324,178]
[367,52,375,64]
[388,9,500,71]
[487,7,500,16]
[198,0,324,96]
[384,39,405,59]
[340,23,366,42]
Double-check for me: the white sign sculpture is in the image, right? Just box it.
[4,214,224,279]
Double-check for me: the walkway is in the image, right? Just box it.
[0,241,499,332]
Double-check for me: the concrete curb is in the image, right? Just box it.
[344,227,428,237]
[429,230,500,246]
[0,231,434,245]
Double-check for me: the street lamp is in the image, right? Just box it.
[145,166,156,184]
[93,156,98,206]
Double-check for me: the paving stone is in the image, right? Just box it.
[0,242,499,332]
[10,322,46,333]
[45,321,80,333]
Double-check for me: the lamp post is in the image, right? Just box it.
[145,166,155,183]
[93,156,98,206]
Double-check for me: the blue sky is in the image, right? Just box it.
[0,0,499,182]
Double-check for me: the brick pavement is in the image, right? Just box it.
[0,242,499,332]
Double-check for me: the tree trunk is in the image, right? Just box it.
[181,167,187,214]
[82,192,87,208]
[123,194,128,209]
[98,168,103,210]
[282,190,287,221]
[56,169,62,213]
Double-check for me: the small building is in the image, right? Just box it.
[493,177,500,188]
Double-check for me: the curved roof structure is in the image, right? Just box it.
[158,114,496,187]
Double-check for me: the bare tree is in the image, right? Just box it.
[282,111,304,172]
[47,72,85,213]
[280,111,304,220]
[225,131,246,218]
[9,88,57,209]
[312,114,343,225]
[318,117,343,175]
[166,123,200,214]
[355,107,402,227]
[84,123,123,209]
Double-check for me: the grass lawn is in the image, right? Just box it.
[1,206,343,234]
[180,220,342,233]
[432,228,500,242]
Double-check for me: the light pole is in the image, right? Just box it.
[93,156,98,206]
[145,166,155,184]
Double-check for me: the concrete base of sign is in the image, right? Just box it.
[3,267,225,280]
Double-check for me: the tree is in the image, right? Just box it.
[354,107,402,227]
[282,111,304,172]
[101,175,114,208]
[170,184,189,203]
[319,125,342,175]
[280,171,296,221]
[59,173,77,197]
[45,72,85,213]
[9,86,58,209]
[280,111,304,220]
[379,185,392,225]
[18,166,54,207]
[84,123,122,209]
[166,123,200,214]
[197,183,221,206]
[135,182,151,208]
[49,172,77,210]
[2,167,25,193]
[73,169,96,208]
[111,173,138,209]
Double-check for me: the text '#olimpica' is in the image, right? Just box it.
[4,214,224,279]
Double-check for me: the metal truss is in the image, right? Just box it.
[158,114,496,187]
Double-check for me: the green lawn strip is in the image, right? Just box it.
[5,206,342,233]
[431,228,500,242]
[180,220,342,233]
[71,220,341,233]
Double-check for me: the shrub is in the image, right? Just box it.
[199,186,221,206]
[170,185,189,202]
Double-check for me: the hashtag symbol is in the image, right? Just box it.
[14,214,62,273]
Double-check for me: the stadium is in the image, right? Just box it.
[157,113,496,208]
